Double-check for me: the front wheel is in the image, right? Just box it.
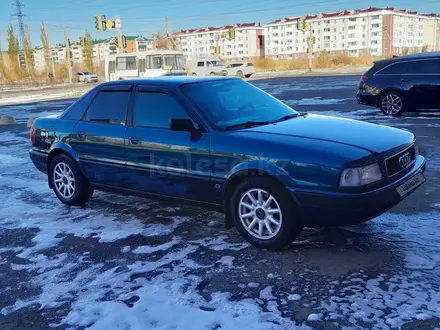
[50,154,94,206]
[230,177,303,250]
[379,91,406,117]
[236,70,244,78]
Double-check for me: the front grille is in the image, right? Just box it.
[385,145,416,176]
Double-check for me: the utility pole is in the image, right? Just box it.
[64,27,72,83]
[117,16,123,54]
[165,16,169,50]
[308,27,313,73]
[12,0,28,72]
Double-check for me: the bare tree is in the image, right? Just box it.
[153,32,180,50]
[40,23,50,73]
[84,32,94,72]
[0,30,6,81]
[23,25,35,78]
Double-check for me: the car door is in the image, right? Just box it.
[124,85,214,202]
[70,84,132,186]
[400,58,440,110]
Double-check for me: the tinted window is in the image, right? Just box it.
[85,91,130,124]
[377,62,409,75]
[247,63,254,66]
[197,61,204,67]
[406,59,440,74]
[134,92,189,129]
[62,88,98,120]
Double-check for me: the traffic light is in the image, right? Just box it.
[228,28,235,40]
[80,36,86,47]
[312,36,316,44]
[302,19,307,31]
[122,35,127,48]
[101,15,107,31]
[306,47,310,54]
[95,15,102,31]
[214,45,220,56]
[115,36,120,48]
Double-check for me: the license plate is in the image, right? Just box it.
[396,173,426,197]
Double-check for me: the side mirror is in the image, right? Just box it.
[281,100,286,104]
[170,118,196,133]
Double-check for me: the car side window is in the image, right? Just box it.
[134,91,190,129]
[62,87,98,120]
[197,62,204,67]
[84,91,131,125]
[376,62,409,75]
[405,59,440,74]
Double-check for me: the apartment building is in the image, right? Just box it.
[125,36,154,52]
[177,23,264,62]
[264,7,440,59]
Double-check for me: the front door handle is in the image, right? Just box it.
[129,136,141,145]
[77,131,86,140]
[401,78,411,82]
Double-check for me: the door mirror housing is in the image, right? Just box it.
[170,118,196,133]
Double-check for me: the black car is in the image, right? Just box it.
[357,52,440,116]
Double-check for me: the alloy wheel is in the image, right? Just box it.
[53,162,75,200]
[381,94,403,115]
[238,188,282,240]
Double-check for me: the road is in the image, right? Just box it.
[1,75,440,330]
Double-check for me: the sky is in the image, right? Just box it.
[0,0,439,49]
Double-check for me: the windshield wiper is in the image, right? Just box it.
[270,114,299,124]
[225,120,270,130]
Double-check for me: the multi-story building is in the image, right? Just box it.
[176,23,264,62]
[264,7,440,59]
[125,36,154,52]
[424,14,440,51]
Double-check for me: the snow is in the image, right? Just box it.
[132,237,182,254]
[287,97,351,106]
[0,90,85,106]
[287,294,301,301]
[307,313,320,321]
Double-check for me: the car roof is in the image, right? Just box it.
[101,76,241,87]
[375,51,440,65]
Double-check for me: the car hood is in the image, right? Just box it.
[245,114,414,154]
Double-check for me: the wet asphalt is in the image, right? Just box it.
[1,75,440,330]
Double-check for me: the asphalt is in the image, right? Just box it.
[1,75,440,330]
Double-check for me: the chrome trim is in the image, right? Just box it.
[384,143,415,177]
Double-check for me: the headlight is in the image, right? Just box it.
[340,163,383,187]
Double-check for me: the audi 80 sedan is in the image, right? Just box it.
[29,77,426,249]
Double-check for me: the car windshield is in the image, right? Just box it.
[181,79,298,130]
[83,72,92,75]
[208,60,224,67]
[163,55,185,71]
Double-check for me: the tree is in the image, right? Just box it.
[23,25,35,78]
[83,32,94,72]
[0,30,6,81]
[421,44,429,53]
[7,24,20,80]
[401,47,409,56]
[40,23,50,73]
[153,32,180,50]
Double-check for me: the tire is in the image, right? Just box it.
[192,72,197,76]
[245,74,252,78]
[236,70,244,78]
[50,154,94,206]
[230,176,303,250]
[84,78,89,84]
[379,91,406,117]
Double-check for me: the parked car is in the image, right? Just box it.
[357,52,440,116]
[226,62,255,78]
[189,58,228,76]
[76,72,99,83]
[30,77,426,250]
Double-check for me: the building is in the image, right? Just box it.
[33,47,46,72]
[125,36,153,52]
[176,23,264,62]
[424,14,440,51]
[264,7,440,59]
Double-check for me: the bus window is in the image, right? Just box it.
[148,55,163,69]
[116,56,137,70]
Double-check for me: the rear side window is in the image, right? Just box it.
[406,59,440,74]
[376,62,409,75]
[84,91,131,125]
[134,92,189,129]
[197,62,204,67]
[247,63,254,66]
[62,88,98,120]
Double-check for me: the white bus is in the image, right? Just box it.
[104,50,187,81]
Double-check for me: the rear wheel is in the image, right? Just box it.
[50,154,94,206]
[192,72,197,76]
[84,78,89,84]
[379,91,406,117]
[230,177,303,250]
[209,72,215,76]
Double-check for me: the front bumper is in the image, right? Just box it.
[290,155,426,227]
[29,149,48,174]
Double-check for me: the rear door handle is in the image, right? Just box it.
[401,78,411,82]
[77,131,86,139]
[129,136,141,145]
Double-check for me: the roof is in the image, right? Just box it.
[105,50,183,59]
[266,6,437,24]
[125,35,152,41]
[177,23,262,35]
[375,51,440,64]
[103,76,240,87]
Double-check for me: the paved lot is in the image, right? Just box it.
[1,75,440,330]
